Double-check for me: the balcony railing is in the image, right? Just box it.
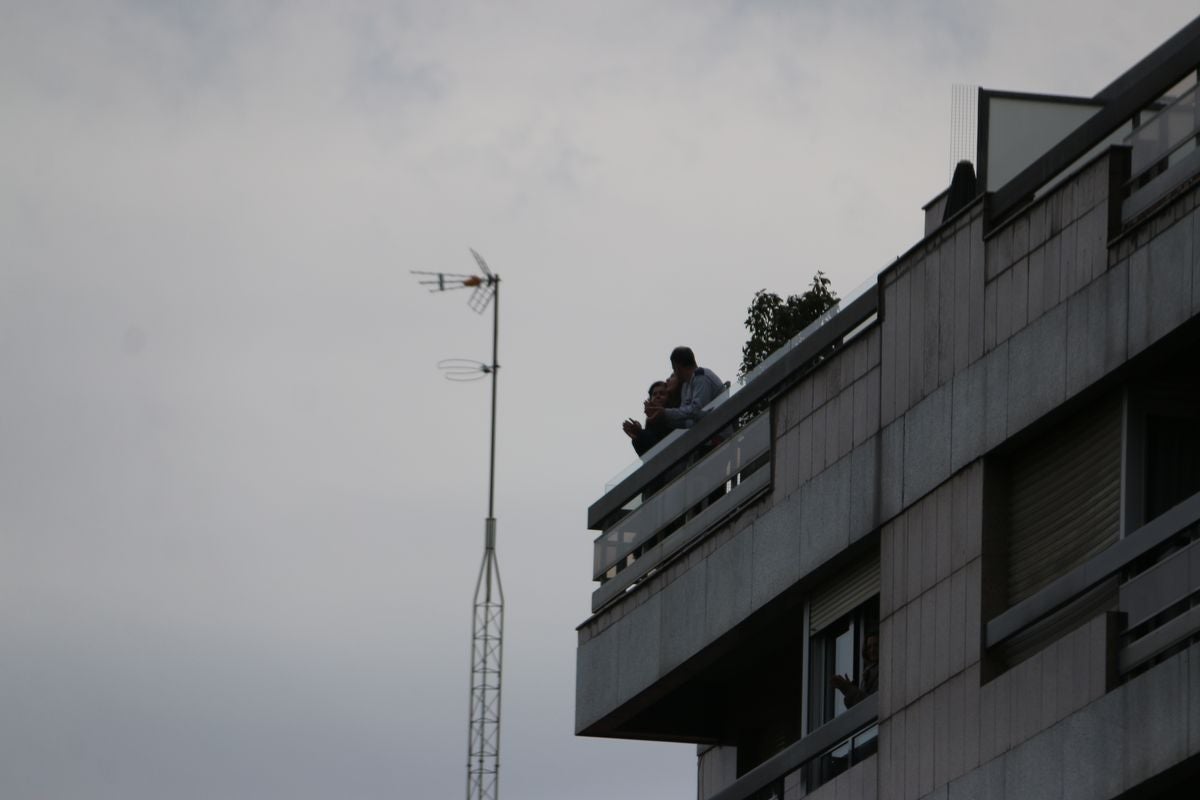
[591,411,771,612]
[708,696,878,800]
[985,488,1200,678]
[1123,79,1200,221]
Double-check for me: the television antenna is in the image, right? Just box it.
[413,249,504,800]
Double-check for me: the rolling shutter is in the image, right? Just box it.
[810,552,881,634]
[1006,396,1122,606]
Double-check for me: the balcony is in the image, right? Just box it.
[586,280,879,617]
[986,488,1200,679]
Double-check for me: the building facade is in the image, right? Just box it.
[576,18,1200,800]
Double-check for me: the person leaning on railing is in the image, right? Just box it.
[660,346,725,430]
[622,377,677,456]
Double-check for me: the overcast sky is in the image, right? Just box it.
[2,2,1197,798]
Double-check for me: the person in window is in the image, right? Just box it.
[660,346,725,430]
[622,378,676,456]
[831,633,878,707]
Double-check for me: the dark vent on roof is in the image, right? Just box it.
[942,160,977,222]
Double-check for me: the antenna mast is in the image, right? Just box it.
[413,250,504,800]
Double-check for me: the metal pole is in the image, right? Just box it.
[487,278,499,523]
[467,273,503,800]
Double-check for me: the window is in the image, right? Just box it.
[1003,394,1122,607]
[806,558,880,789]
[1126,377,1200,529]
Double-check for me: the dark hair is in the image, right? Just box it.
[669,346,696,369]
[647,380,667,398]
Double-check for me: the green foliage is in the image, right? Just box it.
[738,272,838,382]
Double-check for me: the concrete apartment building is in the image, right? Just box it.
[576,17,1200,800]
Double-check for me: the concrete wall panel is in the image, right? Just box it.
[1060,220,1079,298]
[948,672,965,781]
[910,261,927,410]
[935,579,952,687]
[1065,287,1089,397]
[1086,259,1128,387]
[811,403,828,479]
[617,592,662,703]
[906,596,923,706]
[934,681,951,789]
[963,663,981,772]
[1124,647,1188,788]
[982,343,1008,453]
[906,509,924,611]
[840,385,856,463]
[1012,216,1029,263]
[1006,304,1066,437]
[995,268,1013,345]
[1040,637,1059,732]
[1044,234,1062,313]
[751,494,802,610]
[906,701,921,800]
[921,589,937,697]
[936,486,953,584]
[978,675,996,765]
[1147,214,1194,345]
[850,440,880,538]
[947,754,1005,800]
[1004,726,1062,800]
[576,623,619,731]
[954,225,972,373]
[1062,689,1125,800]
[797,414,814,487]
[1027,245,1046,322]
[950,568,966,675]
[983,278,997,353]
[660,561,708,672]
[882,279,898,426]
[704,531,753,640]
[924,251,941,397]
[895,271,911,415]
[826,394,841,470]
[1011,257,1029,340]
[903,384,952,507]
[940,238,957,386]
[799,456,851,575]
[881,419,904,522]
[892,600,909,713]
[919,693,936,797]
[968,216,985,363]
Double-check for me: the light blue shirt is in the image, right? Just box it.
[663,368,725,429]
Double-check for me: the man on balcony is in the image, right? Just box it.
[659,346,725,430]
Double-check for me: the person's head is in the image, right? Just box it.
[647,380,669,405]
[669,346,697,380]
[863,633,879,663]
[663,374,681,406]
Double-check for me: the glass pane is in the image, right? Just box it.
[852,724,879,763]
[833,627,854,717]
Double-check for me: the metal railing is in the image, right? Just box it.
[985,488,1200,677]
[1122,79,1200,221]
[590,412,772,613]
[708,696,878,800]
